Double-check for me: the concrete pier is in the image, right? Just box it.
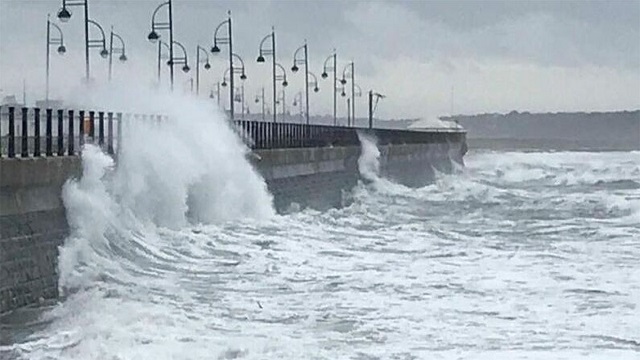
[0,107,466,315]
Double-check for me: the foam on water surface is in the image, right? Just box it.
[1,91,638,359]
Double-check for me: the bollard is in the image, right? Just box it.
[34,108,41,156]
[46,109,53,156]
[107,112,114,155]
[21,107,28,157]
[57,109,64,156]
[68,110,74,155]
[89,111,95,140]
[8,107,15,158]
[98,111,105,146]
[78,110,85,147]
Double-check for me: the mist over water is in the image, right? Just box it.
[1,91,639,359]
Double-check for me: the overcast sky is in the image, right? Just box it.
[0,0,638,120]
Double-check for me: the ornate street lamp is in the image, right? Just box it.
[46,14,66,101]
[57,0,91,80]
[147,0,174,89]
[211,11,235,120]
[167,40,190,74]
[220,53,247,116]
[257,27,277,123]
[195,45,211,95]
[321,50,337,125]
[108,26,127,81]
[341,62,355,125]
[308,71,320,93]
[291,41,310,124]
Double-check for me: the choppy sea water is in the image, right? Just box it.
[1,145,639,359]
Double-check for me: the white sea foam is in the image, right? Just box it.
[3,105,639,359]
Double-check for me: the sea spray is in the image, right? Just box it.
[356,131,381,182]
[57,86,275,294]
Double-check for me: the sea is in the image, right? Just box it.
[0,93,638,360]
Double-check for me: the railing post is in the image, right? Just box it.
[21,107,28,157]
[107,112,114,155]
[46,109,53,156]
[89,111,96,141]
[8,107,15,158]
[78,110,85,147]
[34,108,41,156]
[116,112,123,157]
[98,111,105,146]
[68,110,74,155]
[57,109,64,156]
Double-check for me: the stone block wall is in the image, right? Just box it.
[0,157,80,315]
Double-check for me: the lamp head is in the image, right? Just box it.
[240,73,247,80]
[147,30,160,43]
[57,45,66,55]
[57,7,71,22]
[321,72,328,79]
[204,62,211,70]
[182,64,190,73]
[221,81,227,87]
[119,54,127,62]
[167,59,173,66]
[293,100,297,106]
[341,91,346,97]
[100,49,109,59]
[291,64,299,73]
[282,80,288,87]
[255,97,259,103]
[340,78,346,85]
[256,55,265,63]
[210,44,220,53]
[314,87,319,93]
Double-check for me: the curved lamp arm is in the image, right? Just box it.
[151,1,170,28]
[88,19,107,43]
[197,45,210,64]
[50,22,64,42]
[232,53,245,68]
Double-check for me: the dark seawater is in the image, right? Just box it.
[1,148,638,360]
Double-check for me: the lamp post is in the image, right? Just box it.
[157,40,170,84]
[255,87,265,121]
[57,0,90,81]
[341,61,355,125]
[195,45,211,95]
[167,40,190,74]
[108,26,127,82]
[257,27,277,123]
[147,0,174,89]
[46,14,66,101]
[86,19,110,82]
[340,81,361,127]
[211,11,234,120]
[292,91,303,122]
[275,62,288,122]
[321,50,337,125]
[276,89,286,121]
[368,90,385,129]
[220,53,247,116]
[291,41,309,124]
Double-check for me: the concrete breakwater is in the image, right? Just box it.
[0,106,466,315]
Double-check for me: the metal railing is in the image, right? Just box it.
[0,106,465,158]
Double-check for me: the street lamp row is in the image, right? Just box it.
[54,0,366,125]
